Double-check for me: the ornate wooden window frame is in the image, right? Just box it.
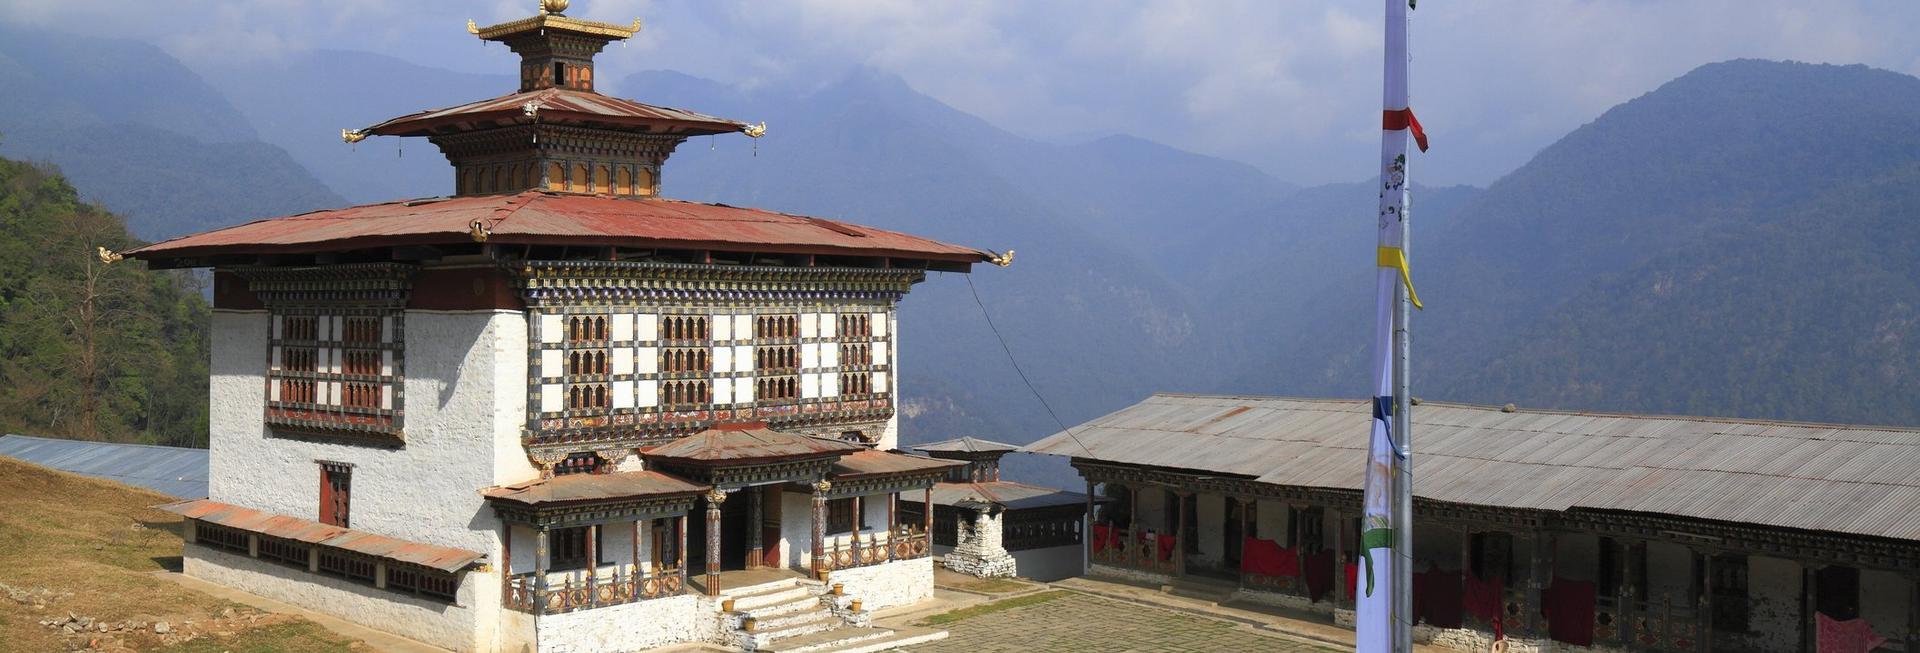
[245,264,414,447]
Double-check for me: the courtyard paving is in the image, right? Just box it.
[907,591,1344,653]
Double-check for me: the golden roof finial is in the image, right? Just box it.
[540,0,570,15]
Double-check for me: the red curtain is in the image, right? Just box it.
[1817,613,1888,653]
[1414,569,1465,628]
[1240,537,1300,577]
[1156,534,1177,561]
[1464,574,1505,624]
[1542,577,1596,647]
[1092,524,1117,553]
[1303,550,1335,601]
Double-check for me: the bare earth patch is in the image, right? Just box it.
[0,457,363,652]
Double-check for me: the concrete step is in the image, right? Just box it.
[741,594,822,619]
[760,626,898,653]
[750,611,841,638]
[730,583,813,612]
[793,626,948,653]
[1162,576,1237,603]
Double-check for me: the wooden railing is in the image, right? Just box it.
[820,529,930,572]
[504,565,686,614]
[1088,525,1175,575]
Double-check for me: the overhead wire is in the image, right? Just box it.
[963,274,1096,458]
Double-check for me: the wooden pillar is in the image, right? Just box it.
[1619,539,1637,645]
[1906,575,1918,653]
[1700,551,1715,653]
[924,486,934,541]
[747,486,764,569]
[1128,485,1142,569]
[1238,498,1252,588]
[1527,531,1552,636]
[1085,480,1098,564]
[888,492,899,535]
[633,518,643,574]
[585,523,599,600]
[1332,509,1346,604]
[1172,491,1188,576]
[535,526,551,596]
[812,481,831,576]
[851,495,865,563]
[705,490,726,596]
[1803,563,1818,653]
[499,523,512,601]
[677,513,688,587]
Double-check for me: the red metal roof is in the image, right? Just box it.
[642,426,864,464]
[481,470,707,506]
[363,87,749,137]
[157,498,485,572]
[830,450,963,479]
[125,191,991,264]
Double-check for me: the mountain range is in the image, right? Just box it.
[4,20,1918,488]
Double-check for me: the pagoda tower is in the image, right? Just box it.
[125,3,997,651]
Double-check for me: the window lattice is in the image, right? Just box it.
[267,311,402,435]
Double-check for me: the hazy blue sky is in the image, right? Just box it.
[5,0,1919,186]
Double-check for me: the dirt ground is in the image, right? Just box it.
[0,456,362,652]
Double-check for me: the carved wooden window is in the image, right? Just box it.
[838,371,872,396]
[259,536,310,568]
[386,565,458,602]
[268,310,402,438]
[555,452,604,476]
[197,522,251,554]
[755,314,799,402]
[827,498,867,534]
[319,462,351,528]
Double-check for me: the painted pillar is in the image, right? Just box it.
[851,495,865,564]
[924,486,934,549]
[1906,575,1918,653]
[535,526,551,601]
[1701,552,1716,653]
[1173,491,1188,576]
[1804,563,1818,653]
[1085,479,1098,566]
[1333,509,1346,605]
[633,518,643,574]
[1619,539,1638,645]
[677,513,688,592]
[1128,485,1142,569]
[706,489,726,596]
[747,486,764,569]
[812,480,831,577]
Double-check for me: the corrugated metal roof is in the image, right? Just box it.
[830,450,962,478]
[928,481,1090,511]
[643,425,863,463]
[157,498,484,572]
[481,470,707,506]
[0,434,208,498]
[1023,394,1920,542]
[913,437,1020,454]
[125,191,992,264]
[363,87,748,137]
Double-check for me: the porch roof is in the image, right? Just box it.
[643,424,862,465]
[830,450,962,479]
[929,480,1090,511]
[481,470,707,506]
[1025,393,1920,543]
[157,498,484,573]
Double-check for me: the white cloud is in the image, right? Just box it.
[3,0,1917,185]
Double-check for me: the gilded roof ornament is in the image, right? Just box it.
[743,122,767,138]
[540,0,570,15]
[96,247,123,264]
[467,19,478,35]
[987,249,1015,267]
[341,129,369,144]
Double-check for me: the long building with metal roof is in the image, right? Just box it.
[1025,393,1920,653]
[0,434,209,499]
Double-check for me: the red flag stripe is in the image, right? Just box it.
[1382,108,1430,152]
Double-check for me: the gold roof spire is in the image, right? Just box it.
[540,0,569,15]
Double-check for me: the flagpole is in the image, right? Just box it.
[1390,0,1416,647]
[1359,0,1421,651]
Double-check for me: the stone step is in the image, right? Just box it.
[1162,577,1237,603]
[752,609,840,634]
[821,626,949,653]
[760,626,899,653]
[730,584,814,612]
[743,595,824,620]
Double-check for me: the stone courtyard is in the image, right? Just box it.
[909,591,1341,653]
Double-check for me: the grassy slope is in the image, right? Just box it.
[0,457,359,652]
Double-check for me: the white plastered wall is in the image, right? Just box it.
[1744,556,1803,652]
[781,490,814,570]
[1862,568,1911,647]
[206,308,530,652]
[1644,541,1693,600]
[185,545,482,652]
[1192,493,1226,567]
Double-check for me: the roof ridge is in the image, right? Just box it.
[1144,393,1920,435]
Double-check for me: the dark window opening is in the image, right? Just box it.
[319,463,351,528]
[1711,554,1750,633]
[553,62,566,87]
[1815,565,1860,620]
[551,526,602,571]
[827,498,867,534]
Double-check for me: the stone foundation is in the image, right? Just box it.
[827,557,935,613]
[536,594,717,653]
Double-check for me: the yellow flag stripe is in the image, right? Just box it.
[1376,246,1424,310]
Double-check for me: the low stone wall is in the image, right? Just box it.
[534,593,717,653]
[827,557,934,613]
[1233,586,1329,615]
[1088,563,1169,586]
[184,545,480,652]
